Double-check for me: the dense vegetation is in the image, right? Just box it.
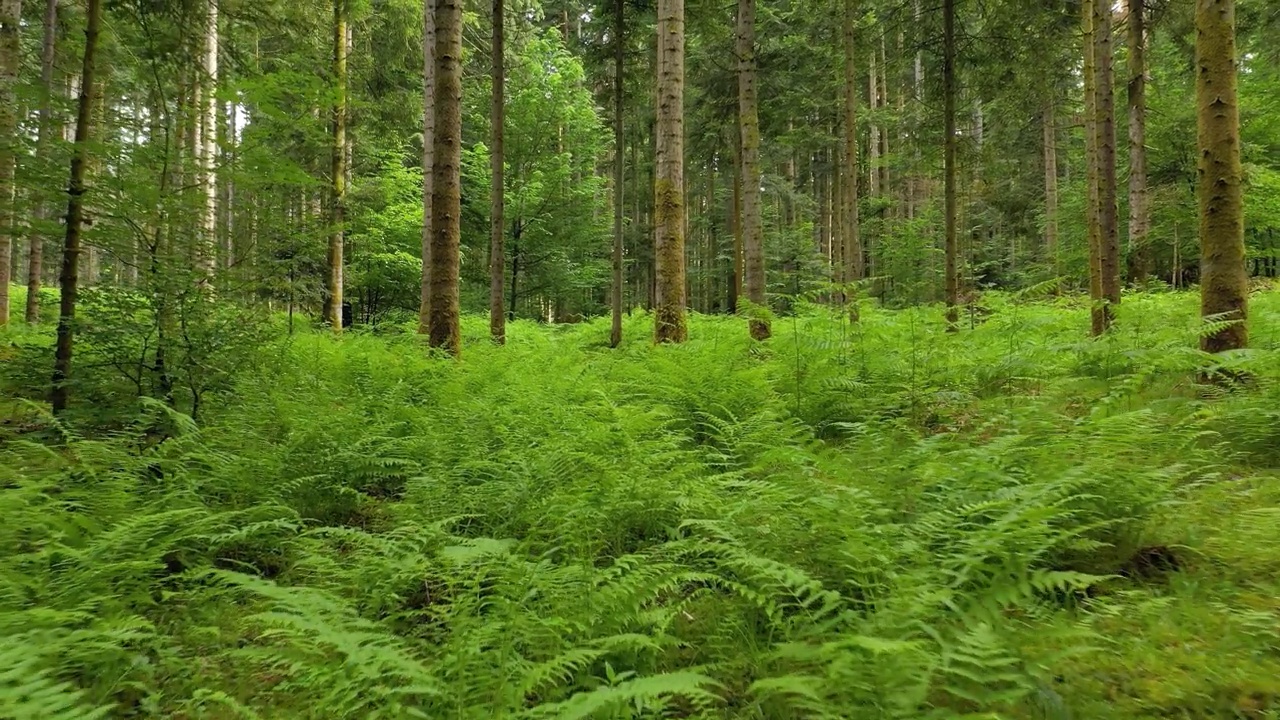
[3,290,1280,718]
[1,0,1279,717]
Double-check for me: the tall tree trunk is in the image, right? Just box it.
[943,0,959,330]
[27,0,57,323]
[841,0,862,295]
[610,0,624,347]
[879,34,890,202]
[909,0,924,220]
[705,162,717,311]
[1127,0,1151,284]
[418,0,435,334]
[728,124,742,313]
[818,150,831,276]
[0,0,21,326]
[868,49,880,199]
[1195,0,1247,353]
[199,0,218,282]
[52,0,102,414]
[653,0,686,343]
[489,0,505,343]
[737,0,768,340]
[329,0,347,333]
[222,95,236,274]
[1083,0,1103,335]
[429,0,463,354]
[1042,94,1059,285]
[832,139,844,286]
[1094,0,1121,328]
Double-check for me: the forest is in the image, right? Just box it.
[0,0,1278,716]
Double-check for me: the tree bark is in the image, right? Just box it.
[868,48,880,199]
[818,149,830,276]
[728,123,742,313]
[328,0,347,333]
[198,0,218,282]
[1042,94,1059,285]
[737,0,769,340]
[1094,0,1121,328]
[0,0,22,326]
[52,0,102,414]
[842,0,862,296]
[1195,0,1247,353]
[879,34,890,203]
[610,0,624,347]
[653,0,686,343]
[418,0,435,334]
[1083,0,1104,335]
[27,0,57,323]
[1127,0,1151,284]
[489,0,505,343]
[429,0,463,354]
[943,0,958,330]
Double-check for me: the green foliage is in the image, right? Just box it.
[2,291,1279,718]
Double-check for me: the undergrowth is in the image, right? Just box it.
[2,290,1279,719]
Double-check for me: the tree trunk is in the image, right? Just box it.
[818,150,830,276]
[418,0,436,334]
[868,48,880,199]
[52,0,102,414]
[489,0,505,343]
[728,124,742,314]
[27,0,56,323]
[909,0,924,220]
[222,94,235,275]
[429,0,463,354]
[610,0,624,347]
[943,0,958,330]
[1043,94,1059,285]
[1083,0,1104,335]
[842,0,862,295]
[832,139,844,286]
[0,0,21,326]
[879,34,890,202]
[653,0,686,343]
[1127,0,1151,284]
[737,0,768,340]
[199,0,218,282]
[328,0,347,333]
[1195,0,1247,353]
[1094,0,1120,328]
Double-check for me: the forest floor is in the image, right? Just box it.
[2,288,1280,719]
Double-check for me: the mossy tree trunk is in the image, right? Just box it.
[1195,0,1247,353]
